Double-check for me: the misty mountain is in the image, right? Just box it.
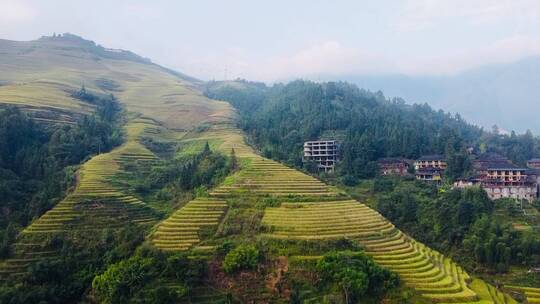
[338,57,540,134]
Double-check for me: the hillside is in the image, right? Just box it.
[0,35,536,303]
[0,33,233,129]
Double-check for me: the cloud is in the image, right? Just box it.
[0,0,37,25]
[259,41,394,80]
[175,41,395,82]
[400,34,540,75]
[394,0,540,32]
[123,2,163,20]
[175,35,540,81]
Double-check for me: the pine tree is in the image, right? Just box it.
[230,148,238,172]
[202,141,211,156]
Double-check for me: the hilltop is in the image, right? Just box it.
[0,33,233,129]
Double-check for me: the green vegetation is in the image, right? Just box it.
[0,224,145,304]
[316,251,399,303]
[205,79,540,179]
[366,177,540,274]
[222,244,260,273]
[92,246,206,304]
[0,92,121,256]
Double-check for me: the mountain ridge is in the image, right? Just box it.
[334,56,540,134]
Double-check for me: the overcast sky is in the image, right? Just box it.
[1,0,540,82]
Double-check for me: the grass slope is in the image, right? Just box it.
[0,35,233,128]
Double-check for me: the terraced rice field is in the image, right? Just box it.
[147,125,520,303]
[230,158,512,303]
[151,198,228,251]
[0,119,160,280]
[210,158,344,197]
[505,285,540,303]
[262,198,518,303]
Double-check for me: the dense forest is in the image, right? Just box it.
[205,80,540,181]
[0,90,122,256]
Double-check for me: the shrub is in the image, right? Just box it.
[316,251,398,303]
[340,175,358,187]
[222,244,260,273]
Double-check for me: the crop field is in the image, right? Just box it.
[0,119,160,280]
[218,156,512,303]
[150,131,519,302]
[180,122,257,158]
[505,285,540,303]
[150,130,523,304]
[261,195,518,303]
[151,198,228,251]
[210,158,344,197]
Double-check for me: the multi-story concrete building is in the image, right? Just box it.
[303,140,339,172]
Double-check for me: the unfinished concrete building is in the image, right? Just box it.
[303,140,339,172]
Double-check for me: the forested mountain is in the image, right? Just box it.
[205,77,540,292]
[338,56,540,134]
[205,79,540,180]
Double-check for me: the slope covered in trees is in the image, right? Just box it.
[205,80,540,180]
[0,90,121,257]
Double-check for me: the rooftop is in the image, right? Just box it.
[378,157,410,164]
[475,152,508,162]
[304,140,338,144]
[487,163,527,170]
[417,155,445,161]
[416,167,443,174]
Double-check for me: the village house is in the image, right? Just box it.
[482,164,537,201]
[527,158,540,169]
[472,152,511,175]
[415,167,443,184]
[303,140,339,173]
[377,158,410,176]
[453,154,539,202]
[526,159,540,195]
[414,155,446,183]
[414,155,447,171]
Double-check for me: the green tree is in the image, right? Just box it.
[316,251,398,303]
[222,244,260,273]
[229,148,238,172]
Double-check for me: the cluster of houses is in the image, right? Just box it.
[302,140,539,202]
[378,153,540,202]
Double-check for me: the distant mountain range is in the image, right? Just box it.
[333,57,540,134]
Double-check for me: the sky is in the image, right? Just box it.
[1,0,540,82]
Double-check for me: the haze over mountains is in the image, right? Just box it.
[335,57,540,134]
